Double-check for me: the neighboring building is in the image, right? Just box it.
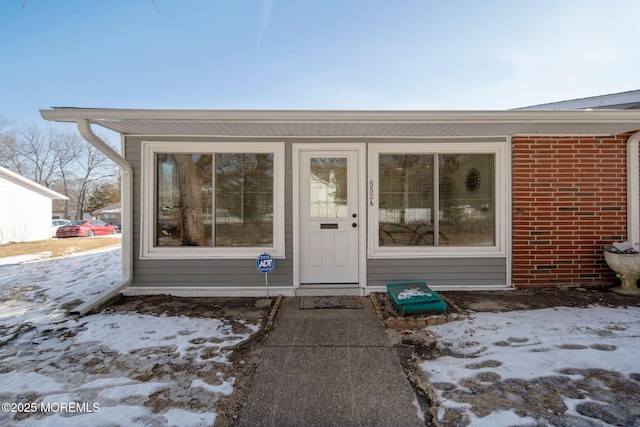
[0,165,68,244]
[40,101,640,306]
[516,89,640,110]
[95,202,122,227]
[52,211,92,221]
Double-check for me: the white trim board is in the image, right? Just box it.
[139,141,286,259]
[123,286,296,298]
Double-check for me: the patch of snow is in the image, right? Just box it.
[74,312,247,361]
[423,306,640,384]
[191,378,234,396]
[78,377,137,390]
[564,396,610,424]
[38,393,80,404]
[467,410,537,427]
[161,407,217,427]
[422,306,640,425]
[0,252,52,265]
[0,372,65,394]
[98,381,167,401]
[412,397,425,422]
[397,287,432,300]
[0,247,260,426]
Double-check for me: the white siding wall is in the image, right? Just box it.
[0,177,53,243]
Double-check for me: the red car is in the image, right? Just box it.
[55,220,119,238]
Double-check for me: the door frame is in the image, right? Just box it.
[293,143,367,292]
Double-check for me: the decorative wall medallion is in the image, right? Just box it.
[465,167,481,194]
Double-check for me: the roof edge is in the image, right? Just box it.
[40,107,640,124]
[0,165,68,200]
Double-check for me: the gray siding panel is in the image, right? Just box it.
[366,257,507,287]
[125,136,294,290]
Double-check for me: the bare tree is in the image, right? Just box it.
[55,132,87,219]
[70,143,117,220]
[0,118,119,220]
[0,115,18,170]
[174,154,208,246]
[18,126,68,186]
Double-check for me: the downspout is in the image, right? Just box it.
[71,119,133,315]
[628,131,640,251]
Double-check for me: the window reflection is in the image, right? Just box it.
[156,154,212,246]
[439,154,494,246]
[309,157,348,219]
[215,153,273,246]
[378,153,495,247]
[155,152,274,248]
[379,154,434,245]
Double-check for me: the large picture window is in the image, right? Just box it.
[142,142,284,259]
[369,142,508,258]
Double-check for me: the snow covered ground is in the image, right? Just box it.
[2,245,639,426]
[0,247,261,426]
[421,305,640,426]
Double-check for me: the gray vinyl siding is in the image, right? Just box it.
[367,258,507,288]
[125,136,508,291]
[125,136,294,289]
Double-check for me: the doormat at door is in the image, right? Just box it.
[300,296,363,309]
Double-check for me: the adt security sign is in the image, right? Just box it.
[256,253,274,299]
[256,253,275,273]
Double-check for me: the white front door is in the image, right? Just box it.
[299,150,360,284]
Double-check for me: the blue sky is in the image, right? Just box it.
[1,0,639,136]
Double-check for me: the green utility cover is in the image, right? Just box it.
[386,282,447,316]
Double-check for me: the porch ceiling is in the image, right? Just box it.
[40,108,640,137]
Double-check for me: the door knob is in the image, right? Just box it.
[352,223,357,228]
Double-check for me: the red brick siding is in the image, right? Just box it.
[511,135,630,288]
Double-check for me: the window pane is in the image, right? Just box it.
[310,157,348,219]
[379,154,434,246]
[215,153,273,246]
[439,154,494,246]
[156,154,212,246]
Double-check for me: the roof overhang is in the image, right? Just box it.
[40,108,640,137]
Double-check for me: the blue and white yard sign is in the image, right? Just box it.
[256,253,275,273]
[256,253,274,299]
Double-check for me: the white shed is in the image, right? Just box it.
[0,166,68,244]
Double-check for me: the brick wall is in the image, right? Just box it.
[511,134,630,288]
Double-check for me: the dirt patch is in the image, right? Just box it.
[431,368,640,426]
[441,287,640,312]
[377,287,640,321]
[0,236,121,259]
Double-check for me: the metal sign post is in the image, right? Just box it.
[256,253,275,299]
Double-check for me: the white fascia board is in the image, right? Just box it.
[40,108,640,125]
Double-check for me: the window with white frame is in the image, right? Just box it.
[368,141,509,258]
[142,142,285,259]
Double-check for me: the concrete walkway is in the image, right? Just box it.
[236,297,424,427]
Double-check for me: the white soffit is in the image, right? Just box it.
[40,108,640,137]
